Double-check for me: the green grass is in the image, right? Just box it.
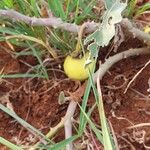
[125,0,150,18]
[0,137,23,150]
[88,71,115,150]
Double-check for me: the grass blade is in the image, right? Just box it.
[75,0,96,24]
[0,137,23,150]
[78,104,103,143]
[48,0,66,20]
[135,2,150,17]
[78,79,92,132]
[0,27,20,35]
[74,0,79,23]
[65,0,71,19]
[0,104,49,141]
[50,135,78,150]
[30,0,40,17]
[125,0,137,18]
[88,71,115,150]
[1,0,13,8]
[5,34,57,58]
[0,73,45,78]
[26,41,49,79]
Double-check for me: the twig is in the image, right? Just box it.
[89,127,100,150]
[127,123,150,129]
[72,23,88,57]
[108,120,119,150]
[118,135,136,150]
[124,59,150,93]
[130,87,150,101]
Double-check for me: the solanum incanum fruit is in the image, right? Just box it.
[63,52,95,81]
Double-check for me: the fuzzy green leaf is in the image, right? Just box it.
[84,1,127,58]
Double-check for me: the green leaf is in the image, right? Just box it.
[88,43,99,58]
[104,0,116,9]
[58,91,66,104]
[84,1,127,58]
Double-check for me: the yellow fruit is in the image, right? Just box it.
[63,52,95,81]
[144,26,150,34]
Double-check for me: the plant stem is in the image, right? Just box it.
[93,47,150,82]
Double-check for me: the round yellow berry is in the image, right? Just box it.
[63,53,95,81]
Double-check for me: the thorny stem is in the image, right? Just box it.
[0,9,98,34]
[93,47,150,82]
[0,9,150,43]
[122,19,150,42]
[64,101,77,150]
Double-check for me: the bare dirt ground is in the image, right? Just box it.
[0,37,150,149]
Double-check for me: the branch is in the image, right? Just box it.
[93,47,150,82]
[64,101,77,150]
[121,19,150,42]
[0,9,98,33]
[1,9,150,43]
